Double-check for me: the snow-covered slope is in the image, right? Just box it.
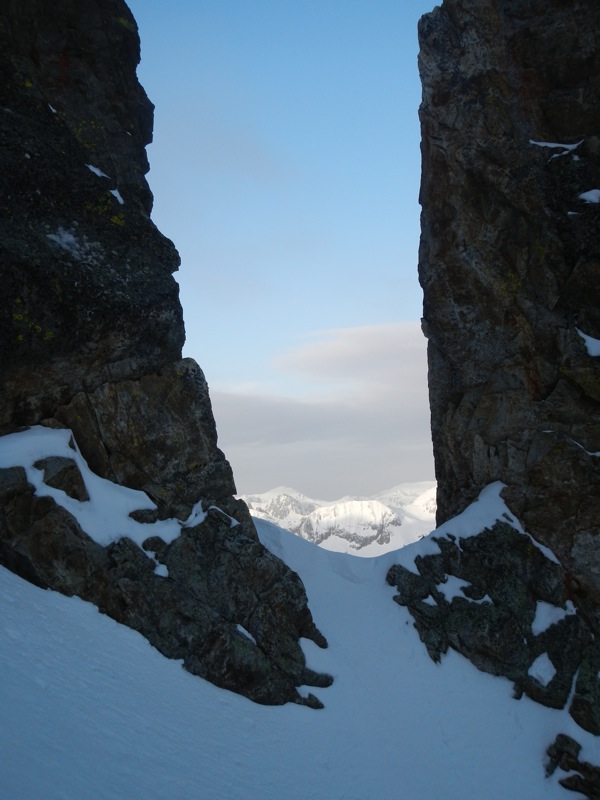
[1,486,597,800]
[241,481,437,555]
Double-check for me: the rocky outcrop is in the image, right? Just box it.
[0,458,329,706]
[418,1,600,626]
[547,734,600,800]
[387,519,600,734]
[0,0,330,706]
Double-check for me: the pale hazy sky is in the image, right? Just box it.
[127,0,435,499]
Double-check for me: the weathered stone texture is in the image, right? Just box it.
[387,522,600,734]
[0,0,331,705]
[418,0,600,623]
[51,359,235,519]
[0,0,183,427]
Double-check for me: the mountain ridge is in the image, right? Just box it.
[240,482,436,556]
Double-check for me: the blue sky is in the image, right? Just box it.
[127,0,435,498]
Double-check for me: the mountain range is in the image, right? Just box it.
[239,481,436,556]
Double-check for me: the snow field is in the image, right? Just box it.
[1,530,597,799]
[0,429,598,799]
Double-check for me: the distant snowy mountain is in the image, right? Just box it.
[240,482,437,555]
[373,481,437,515]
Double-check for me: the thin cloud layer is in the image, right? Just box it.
[210,322,434,499]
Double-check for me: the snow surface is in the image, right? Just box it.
[579,189,600,204]
[577,328,600,357]
[528,653,557,688]
[110,188,125,205]
[436,574,471,602]
[236,623,257,645]
[529,140,582,151]
[1,450,599,798]
[85,163,109,178]
[569,436,600,458]
[529,139,583,161]
[532,600,576,636]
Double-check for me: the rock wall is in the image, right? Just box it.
[418,0,600,624]
[0,0,331,706]
[386,4,600,776]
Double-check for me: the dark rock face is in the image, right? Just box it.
[389,1,600,783]
[387,521,600,734]
[1,0,183,427]
[0,0,331,706]
[418,1,600,624]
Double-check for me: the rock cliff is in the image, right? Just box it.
[389,0,600,784]
[417,0,600,626]
[0,0,330,707]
